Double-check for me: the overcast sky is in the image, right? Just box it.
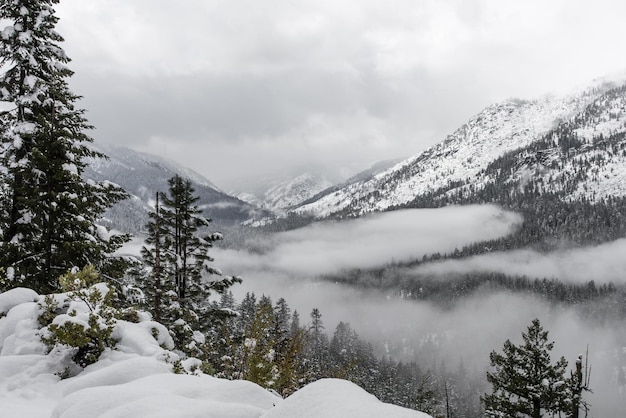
[54,0,626,192]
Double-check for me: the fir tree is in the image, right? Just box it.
[139,192,175,323]
[243,295,279,387]
[0,0,128,292]
[305,307,329,382]
[138,177,241,356]
[160,175,241,320]
[482,319,569,418]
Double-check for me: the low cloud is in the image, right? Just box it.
[207,205,623,415]
[231,205,522,276]
[413,238,626,284]
[215,254,623,417]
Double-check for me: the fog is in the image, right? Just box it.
[210,206,624,415]
[229,205,522,276]
[413,238,626,284]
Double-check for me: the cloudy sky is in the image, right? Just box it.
[54,0,626,192]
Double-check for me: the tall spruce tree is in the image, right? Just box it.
[139,176,241,354]
[0,0,128,293]
[482,319,570,418]
[160,175,241,320]
[139,192,176,323]
[306,307,330,382]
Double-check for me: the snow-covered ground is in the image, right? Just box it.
[0,288,430,418]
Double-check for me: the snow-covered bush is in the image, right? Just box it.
[39,266,118,373]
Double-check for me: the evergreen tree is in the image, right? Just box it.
[243,295,279,388]
[138,176,240,356]
[237,292,257,337]
[482,319,569,418]
[160,175,241,320]
[138,192,175,323]
[0,0,128,293]
[329,321,378,391]
[306,307,329,382]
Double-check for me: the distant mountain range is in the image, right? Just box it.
[291,74,626,219]
[237,173,333,214]
[84,145,270,233]
[87,73,626,238]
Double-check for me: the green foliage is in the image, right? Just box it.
[42,312,115,369]
[39,266,118,373]
[37,294,64,327]
[243,296,280,388]
[482,319,573,418]
[136,176,241,361]
[171,359,185,374]
[0,0,129,293]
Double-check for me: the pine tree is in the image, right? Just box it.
[306,307,329,382]
[243,295,279,388]
[139,192,176,323]
[270,298,307,396]
[138,177,241,356]
[482,319,569,418]
[0,0,128,293]
[160,175,240,320]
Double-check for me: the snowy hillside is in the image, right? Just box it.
[85,144,269,231]
[237,173,333,214]
[0,288,430,418]
[449,84,626,204]
[294,76,626,219]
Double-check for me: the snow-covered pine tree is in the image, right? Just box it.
[138,176,241,356]
[243,295,279,388]
[305,307,330,382]
[160,175,241,319]
[0,0,128,293]
[482,319,569,418]
[270,298,306,396]
[139,192,176,324]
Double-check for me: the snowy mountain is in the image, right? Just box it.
[237,173,333,213]
[297,158,404,208]
[294,76,626,219]
[84,144,269,232]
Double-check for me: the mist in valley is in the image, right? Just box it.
[213,205,626,416]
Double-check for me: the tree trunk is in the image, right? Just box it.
[533,399,541,418]
[153,192,162,322]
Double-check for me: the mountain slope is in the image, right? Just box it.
[294,78,626,219]
[404,83,626,207]
[237,173,333,213]
[85,145,269,232]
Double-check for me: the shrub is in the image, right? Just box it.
[39,266,118,372]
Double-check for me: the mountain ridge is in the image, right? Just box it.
[292,76,626,219]
[85,144,269,232]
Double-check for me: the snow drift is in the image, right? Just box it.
[0,287,430,418]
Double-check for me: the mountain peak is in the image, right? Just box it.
[292,76,626,219]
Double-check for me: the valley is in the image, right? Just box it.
[88,75,626,417]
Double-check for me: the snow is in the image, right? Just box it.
[261,378,430,418]
[0,287,38,314]
[53,373,278,418]
[62,163,78,175]
[0,289,430,417]
[95,225,110,241]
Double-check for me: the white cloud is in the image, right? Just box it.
[221,205,522,276]
[414,238,626,284]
